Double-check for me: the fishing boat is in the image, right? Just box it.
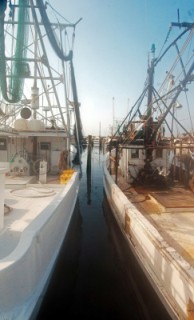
[103,19,194,319]
[0,1,82,319]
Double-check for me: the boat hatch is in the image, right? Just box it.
[151,190,194,212]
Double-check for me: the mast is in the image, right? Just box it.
[144,44,155,162]
[0,0,83,169]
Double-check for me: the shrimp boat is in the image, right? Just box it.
[104,19,194,319]
[0,1,82,319]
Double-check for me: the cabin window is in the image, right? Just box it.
[131,149,139,159]
[156,148,163,158]
[0,138,7,150]
[40,142,50,150]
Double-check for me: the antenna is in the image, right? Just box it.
[177,8,180,25]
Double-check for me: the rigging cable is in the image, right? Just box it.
[154,24,194,68]
[45,1,72,25]
[30,0,68,130]
[37,0,83,141]
[184,90,194,133]
[49,9,77,133]
[157,25,172,62]
[46,0,82,53]
[154,29,194,114]
[152,57,194,142]
[37,0,73,61]
[116,86,148,144]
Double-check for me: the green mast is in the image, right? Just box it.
[0,0,30,103]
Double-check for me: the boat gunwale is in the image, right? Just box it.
[103,152,194,319]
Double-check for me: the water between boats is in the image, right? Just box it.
[37,146,172,320]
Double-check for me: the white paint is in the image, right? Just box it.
[0,172,79,319]
[39,160,47,184]
[103,154,194,320]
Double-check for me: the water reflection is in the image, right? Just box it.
[37,146,172,320]
[102,196,171,320]
[36,200,82,318]
[86,144,92,204]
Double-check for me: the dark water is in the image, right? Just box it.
[37,147,172,319]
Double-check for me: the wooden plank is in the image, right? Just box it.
[151,191,194,209]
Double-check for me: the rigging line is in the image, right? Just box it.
[125,85,148,126]
[154,25,193,67]
[45,1,72,25]
[157,25,172,61]
[63,27,72,57]
[157,31,193,98]
[36,65,56,122]
[45,0,80,54]
[186,28,194,61]
[184,90,194,133]
[128,85,148,122]
[157,60,194,117]
[175,28,194,67]
[122,126,138,145]
[48,5,73,56]
[174,30,194,82]
[30,0,67,130]
[175,51,194,85]
[28,21,55,120]
[116,87,149,144]
[37,0,72,61]
[71,27,76,52]
[151,62,194,142]
[160,99,192,140]
[58,46,71,103]
[46,1,82,30]
[174,42,186,77]
[152,87,175,138]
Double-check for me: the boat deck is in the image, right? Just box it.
[118,177,194,267]
[1,176,64,259]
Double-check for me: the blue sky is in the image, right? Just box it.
[48,0,194,136]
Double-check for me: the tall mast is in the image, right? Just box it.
[147,44,155,116]
[144,44,155,161]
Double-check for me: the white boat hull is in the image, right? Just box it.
[0,173,79,320]
[103,153,194,320]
